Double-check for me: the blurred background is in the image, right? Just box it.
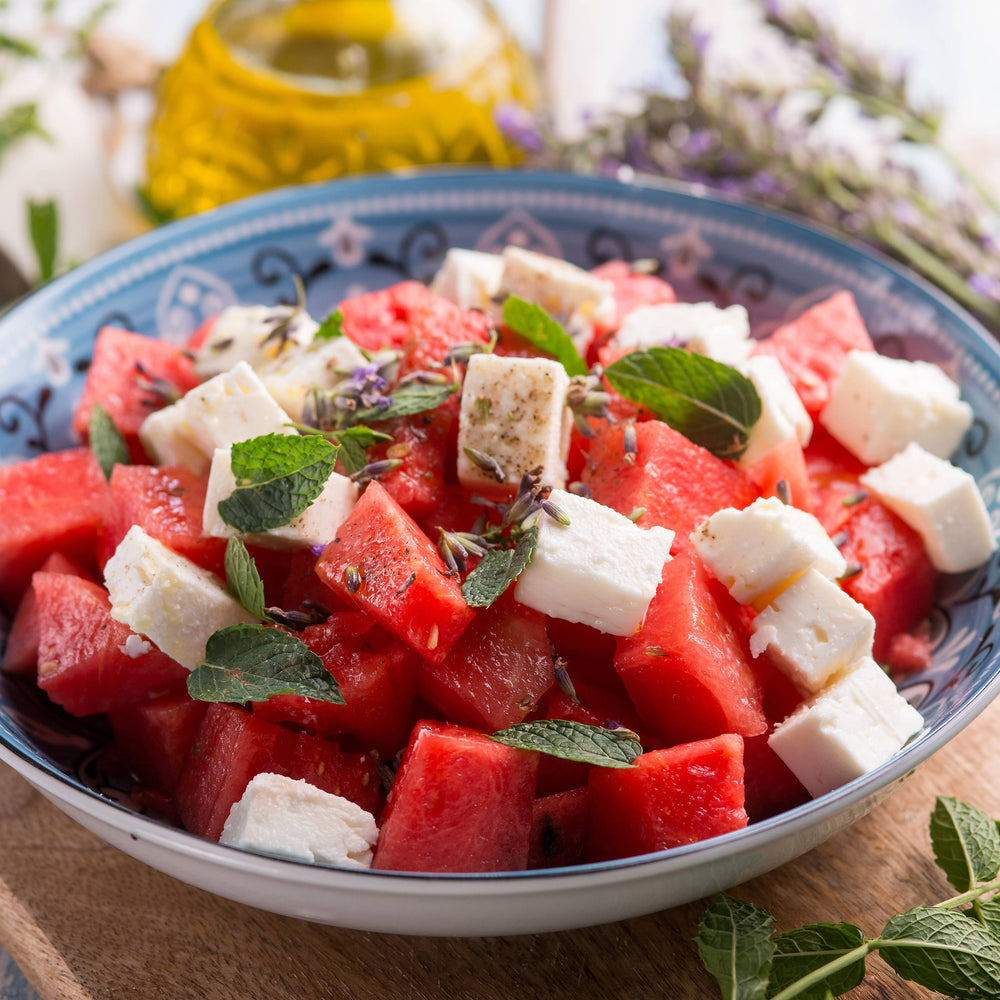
[2,0,1000,327]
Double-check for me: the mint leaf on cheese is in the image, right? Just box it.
[314,308,344,341]
[187,623,344,705]
[88,401,130,479]
[502,295,588,377]
[490,718,641,768]
[218,433,339,534]
[604,346,761,461]
[461,524,537,608]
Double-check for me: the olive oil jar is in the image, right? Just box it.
[145,0,536,218]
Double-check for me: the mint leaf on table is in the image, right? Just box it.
[501,295,588,376]
[88,401,130,479]
[187,624,344,706]
[695,895,775,1000]
[768,923,868,999]
[491,718,642,768]
[461,524,537,608]
[354,378,458,424]
[930,796,1000,892]
[218,433,339,534]
[604,346,761,461]
[314,308,344,340]
[224,537,267,619]
[876,906,1000,999]
[976,897,1000,939]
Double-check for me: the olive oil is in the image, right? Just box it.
[145,0,536,218]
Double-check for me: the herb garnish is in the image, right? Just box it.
[696,796,1000,998]
[88,402,130,479]
[187,623,344,706]
[604,346,761,460]
[217,433,339,534]
[462,525,538,608]
[28,198,58,283]
[314,308,344,341]
[502,295,588,376]
[491,719,642,768]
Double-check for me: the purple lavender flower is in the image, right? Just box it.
[969,273,1000,301]
[494,104,544,152]
[346,363,391,409]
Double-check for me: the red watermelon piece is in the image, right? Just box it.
[529,787,589,869]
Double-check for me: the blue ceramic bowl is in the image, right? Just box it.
[1,169,998,935]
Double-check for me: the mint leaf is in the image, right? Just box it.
[877,906,1000,998]
[88,402,130,479]
[0,34,40,58]
[218,433,338,533]
[314,309,344,341]
[604,347,762,460]
[327,425,392,475]
[696,895,775,1000]
[491,718,642,768]
[930,797,1000,892]
[224,537,266,619]
[502,295,588,376]
[977,898,1000,940]
[187,624,344,706]
[0,103,48,165]
[768,923,868,999]
[355,378,458,424]
[28,198,58,282]
[461,524,537,608]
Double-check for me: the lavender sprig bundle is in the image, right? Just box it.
[504,1,1000,331]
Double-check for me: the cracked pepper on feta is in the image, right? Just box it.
[10,243,998,876]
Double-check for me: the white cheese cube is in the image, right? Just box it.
[768,656,924,798]
[220,772,378,868]
[203,446,359,549]
[820,350,973,465]
[691,497,847,608]
[179,360,298,458]
[613,302,751,366]
[193,305,318,379]
[513,489,674,636]
[860,442,997,573]
[259,335,368,423]
[429,248,504,312]
[749,568,876,693]
[736,354,813,467]
[104,525,257,670]
[457,353,572,493]
[498,246,616,351]
[138,403,211,475]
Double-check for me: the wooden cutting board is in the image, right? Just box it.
[2,697,999,1000]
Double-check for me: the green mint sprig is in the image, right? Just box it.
[491,718,642,768]
[217,433,339,534]
[187,623,344,706]
[461,524,538,608]
[88,401,130,479]
[604,346,761,461]
[502,295,588,376]
[314,308,344,341]
[696,797,1000,999]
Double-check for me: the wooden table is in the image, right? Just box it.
[2,696,998,1000]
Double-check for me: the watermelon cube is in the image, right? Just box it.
[529,787,589,869]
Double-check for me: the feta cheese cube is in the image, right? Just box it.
[429,248,504,312]
[142,361,297,473]
[613,302,751,366]
[457,353,572,493]
[768,656,924,797]
[749,568,876,693]
[498,246,616,351]
[220,772,378,868]
[193,305,318,379]
[820,350,973,465]
[691,497,847,608]
[138,403,212,475]
[104,525,257,670]
[860,442,997,573]
[203,446,359,549]
[513,489,674,635]
[258,335,368,423]
[737,354,813,467]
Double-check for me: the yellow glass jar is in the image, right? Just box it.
[145,0,536,218]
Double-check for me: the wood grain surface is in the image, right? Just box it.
[2,697,1000,1000]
